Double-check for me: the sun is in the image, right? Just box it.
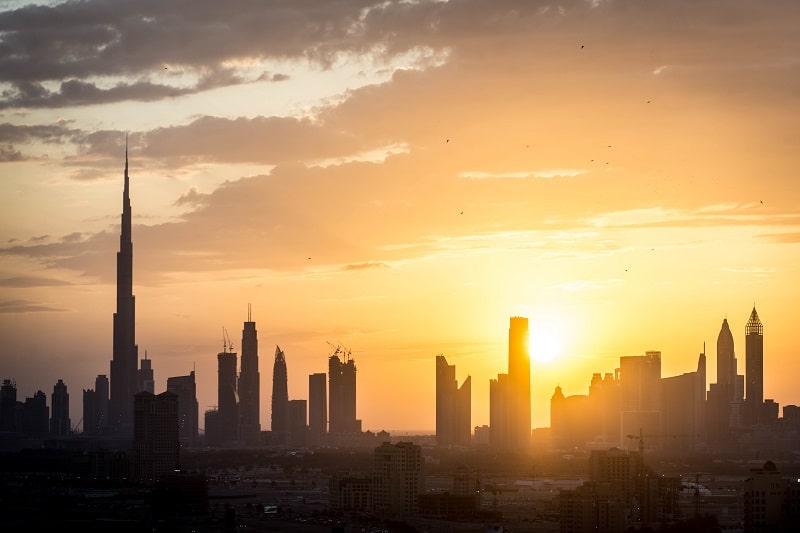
[529,323,563,363]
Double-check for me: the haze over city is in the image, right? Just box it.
[1,0,800,434]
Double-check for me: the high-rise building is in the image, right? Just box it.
[132,390,179,483]
[137,354,154,394]
[217,348,238,445]
[435,355,471,447]
[489,317,531,452]
[109,144,139,436]
[288,399,307,447]
[238,306,260,445]
[50,379,71,437]
[308,372,327,442]
[329,352,360,434]
[95,374,109,433]
[0,378,17,432]
[508,317,531,448]
[707,317,744,440]
[619,351,661,449]
[167,371,199,448]
[745,306,764,425]
[372,441,424,517]
[271,345,288,436]
[22,390,49,439]
[490,373,511,450]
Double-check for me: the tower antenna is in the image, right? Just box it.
[248,302,251,322]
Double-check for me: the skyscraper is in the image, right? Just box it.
[489,317,531,451]
[0,379,17,432]
[707,317,744,440]
[50,379,71,437]
[329,352,360,434]
[745,306,764,425]
[22,390,49,439]
[308,372,327,442]
[137,353,154,394]
[435,355,471,447]
[239,305,261,445]
[132,390,179,483]
[167,370,199,448]
[109,143,139,435]
[217,347,238,445]
[271,345,288,436]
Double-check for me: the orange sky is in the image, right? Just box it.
[1,0,799,433]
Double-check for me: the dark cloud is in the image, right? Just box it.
[0,144,22,161]
[0,0,798,109]
[0,299,67,313]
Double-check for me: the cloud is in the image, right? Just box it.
[0,276,72,288]
[341,261,390,271]
[759,232,800,244]
[0,299,67,313]
[459,169,588,179]
[2,1,794,110]
[174,186,208,207]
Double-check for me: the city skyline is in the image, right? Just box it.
[1,1,800,432]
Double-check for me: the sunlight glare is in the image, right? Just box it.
[530,323,562,363]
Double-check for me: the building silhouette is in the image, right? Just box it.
[435,355,471,447]
[288,399,307,447]
[167,371,199,448]
[137,353,154,394]
[50,378,71,437]
[659,351,706,453]
[743,460,800,531]
[707,318,744,441]
[619,351,661,450]
[0,378,17,432]
[217,347,238,445]
[329,352,360,434]
[238,305,261,445]
[308,372,327,443]
[83,374,110,436]
[22,390,49,439]
[490,317,530,452]
[132,390,179,483]
[745,306,764,426]
[109,144,139,436]
[372,441,424,517]
[271,345,288,438]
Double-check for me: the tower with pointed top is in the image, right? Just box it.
[109,140,139,436]
[271,345,288,438]
[239,304,261,445]
[745,306,764,425]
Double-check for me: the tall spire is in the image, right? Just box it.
[124,133,129,198]
[746,306,763,335]
[109,136,138,435]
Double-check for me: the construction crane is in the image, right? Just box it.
[326,341,341,357]
[626,429,687,454]
[326,341,352,361]
[222,327,234,353]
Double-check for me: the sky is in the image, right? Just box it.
[1,0,799,434]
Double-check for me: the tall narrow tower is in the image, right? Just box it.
[239,304,261,445]
[716,318,736,396]
[271,345,288,435]
[508,316,531,450]
[745,306,764,425]
[109,140,138,435]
